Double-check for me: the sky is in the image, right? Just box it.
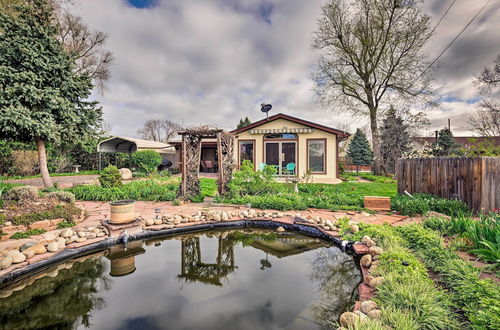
[67,0,500,138]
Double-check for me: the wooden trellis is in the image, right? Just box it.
[179,127,235,198]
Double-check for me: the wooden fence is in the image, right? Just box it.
[396,157,500,214]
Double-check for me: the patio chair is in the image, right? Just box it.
[205,160,215,172]
[282,162,296,176]
[258,163,266,171]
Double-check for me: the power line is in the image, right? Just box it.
[420,0,492,78]
[430,0,457,35]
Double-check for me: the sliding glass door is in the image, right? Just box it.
[264,141,296,175]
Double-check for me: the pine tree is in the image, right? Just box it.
[380,107,411,174]
[0,3,102,187]
[347,129,374,173]
[433,128,460,156]
[236,116,252,129]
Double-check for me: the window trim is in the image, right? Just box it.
[306,138,327,174]
[237,139,256,169]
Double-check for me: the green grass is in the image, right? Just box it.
[200,178,217,197]
[0,170,100,180]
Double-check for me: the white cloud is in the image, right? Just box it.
[71,0,500,137]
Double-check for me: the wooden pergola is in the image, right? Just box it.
[178,127,235,198]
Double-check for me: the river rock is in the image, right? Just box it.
[369,246,383,256]
[369,277,385,288]
[367,309,382,320]
[360,254,372,267]
[0,256,13,269]
[144,218,154,226]
[60,228,74,238]
[360,300,378,314]
[119,168,132,180]
[77,231,87,238]
[42,233,57,241]
[97,232,106,237]
[7,250,26,263]
[87,233,97,239]
[33,244,47,254]
[76,237,87,243]
[46,242,59,252]
[22,248,36,259]
[68,235,78,244]
[20,241,36,251]
[349,224,360,233]
[276,226,285,232]
[339,312,360,328]
[213,214,221,221]
[154,218,162,225]
[173,216,182,225]
[56,237,66,249]
[221,212,229,221]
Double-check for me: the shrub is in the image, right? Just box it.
[228,160,280,196]
[391,193,469,216]
[423,215,475,236]
[467,213,499,249]
[57,220,76,229]
[4,185,39,202]
[132,150,162,174]
[99,166,122,188]
[10,203,82,225]
[0,213,6,225]
[11,150,38,175]
[47,191,76,203]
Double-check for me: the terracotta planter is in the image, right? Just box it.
[109,200,135,224]
[110,256,136,277]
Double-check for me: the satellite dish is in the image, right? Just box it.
[260,103,272,119]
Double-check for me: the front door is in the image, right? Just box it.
[264,141,296,175]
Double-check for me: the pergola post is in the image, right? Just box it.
[216,131,224,195]
[181,134,187,196]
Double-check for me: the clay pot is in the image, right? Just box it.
[110,256,136,277]
[109,200,135,224]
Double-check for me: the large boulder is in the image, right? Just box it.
[119,168,133,180]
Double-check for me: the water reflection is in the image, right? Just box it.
[0,230,361,330]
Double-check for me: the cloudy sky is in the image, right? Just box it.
[68,0,500,137]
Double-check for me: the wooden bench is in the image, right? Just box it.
[364,196,391,211]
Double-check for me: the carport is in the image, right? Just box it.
[97,136,176,170]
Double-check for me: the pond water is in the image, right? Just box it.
[0,229,361,330]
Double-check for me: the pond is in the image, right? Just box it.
[0,229,361,330]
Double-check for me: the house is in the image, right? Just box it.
[231,113,350,183]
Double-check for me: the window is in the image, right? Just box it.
[263,133,298,139]
[308,139,326,173]
[239,141,254,165]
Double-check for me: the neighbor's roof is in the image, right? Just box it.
[413,136,500,147]
[97,136,176,153]
[231,113,350,139]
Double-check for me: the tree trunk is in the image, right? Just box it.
[35,138,53,188]
[370,110,382,175]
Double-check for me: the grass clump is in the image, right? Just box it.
[10,228,46,239]
[391,193,469,216]
[57,220,76,229]
[46,191,75,203]
[68,180,178,201]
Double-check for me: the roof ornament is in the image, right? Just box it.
[260,103,272,119]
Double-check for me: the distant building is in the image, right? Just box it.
[412,136,500,148]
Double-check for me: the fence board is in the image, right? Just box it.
[396,157,500,214]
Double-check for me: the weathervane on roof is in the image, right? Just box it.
[260,103,272,119]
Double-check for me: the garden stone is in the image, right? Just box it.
[213,214,221,221]
[221,212,229,221]
[242,211,249,218]
[20,242,36,252]
[369,246,383,256]
[56,237,66,249]
[365,274,374,283]
[97,232,106,237]
[7,250,26,263]
[145,219,155,226]
[68,236,78,244]
[276,226,285,232]
[76,237,87,243]
[42,233,57,241]
[164,224,175,229]
[367,310,382,320]
[349,224,359,233]
[0,256,13,269]
[277,212,284,217]
[46,242,59,253]
[77,231,87,238]
[180,217,188,223]
[369,277,385,288]
[60,228,74,238]
[339,312,360,328]
[360,300,378,314]
[22,248,36,259]
[173,216,182,225]
[33,244,47,255]
[360,254,372,267]
[154,219,162,225]
[353,311,369,322]
[87,233,97,239]
[119,168,132,180]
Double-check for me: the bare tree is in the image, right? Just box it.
[469,100,500,136]
[470,56,500,136]
[312,0,434,174]
[137,120,183,142]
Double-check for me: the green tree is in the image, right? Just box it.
[237,117,252,129]
[380,107,411,174]
[433,128,460,157]
[0,3,102,187]
[346,129,373,173]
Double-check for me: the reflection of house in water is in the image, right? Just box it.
[179,234,236,286]
[250,234,330,258]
